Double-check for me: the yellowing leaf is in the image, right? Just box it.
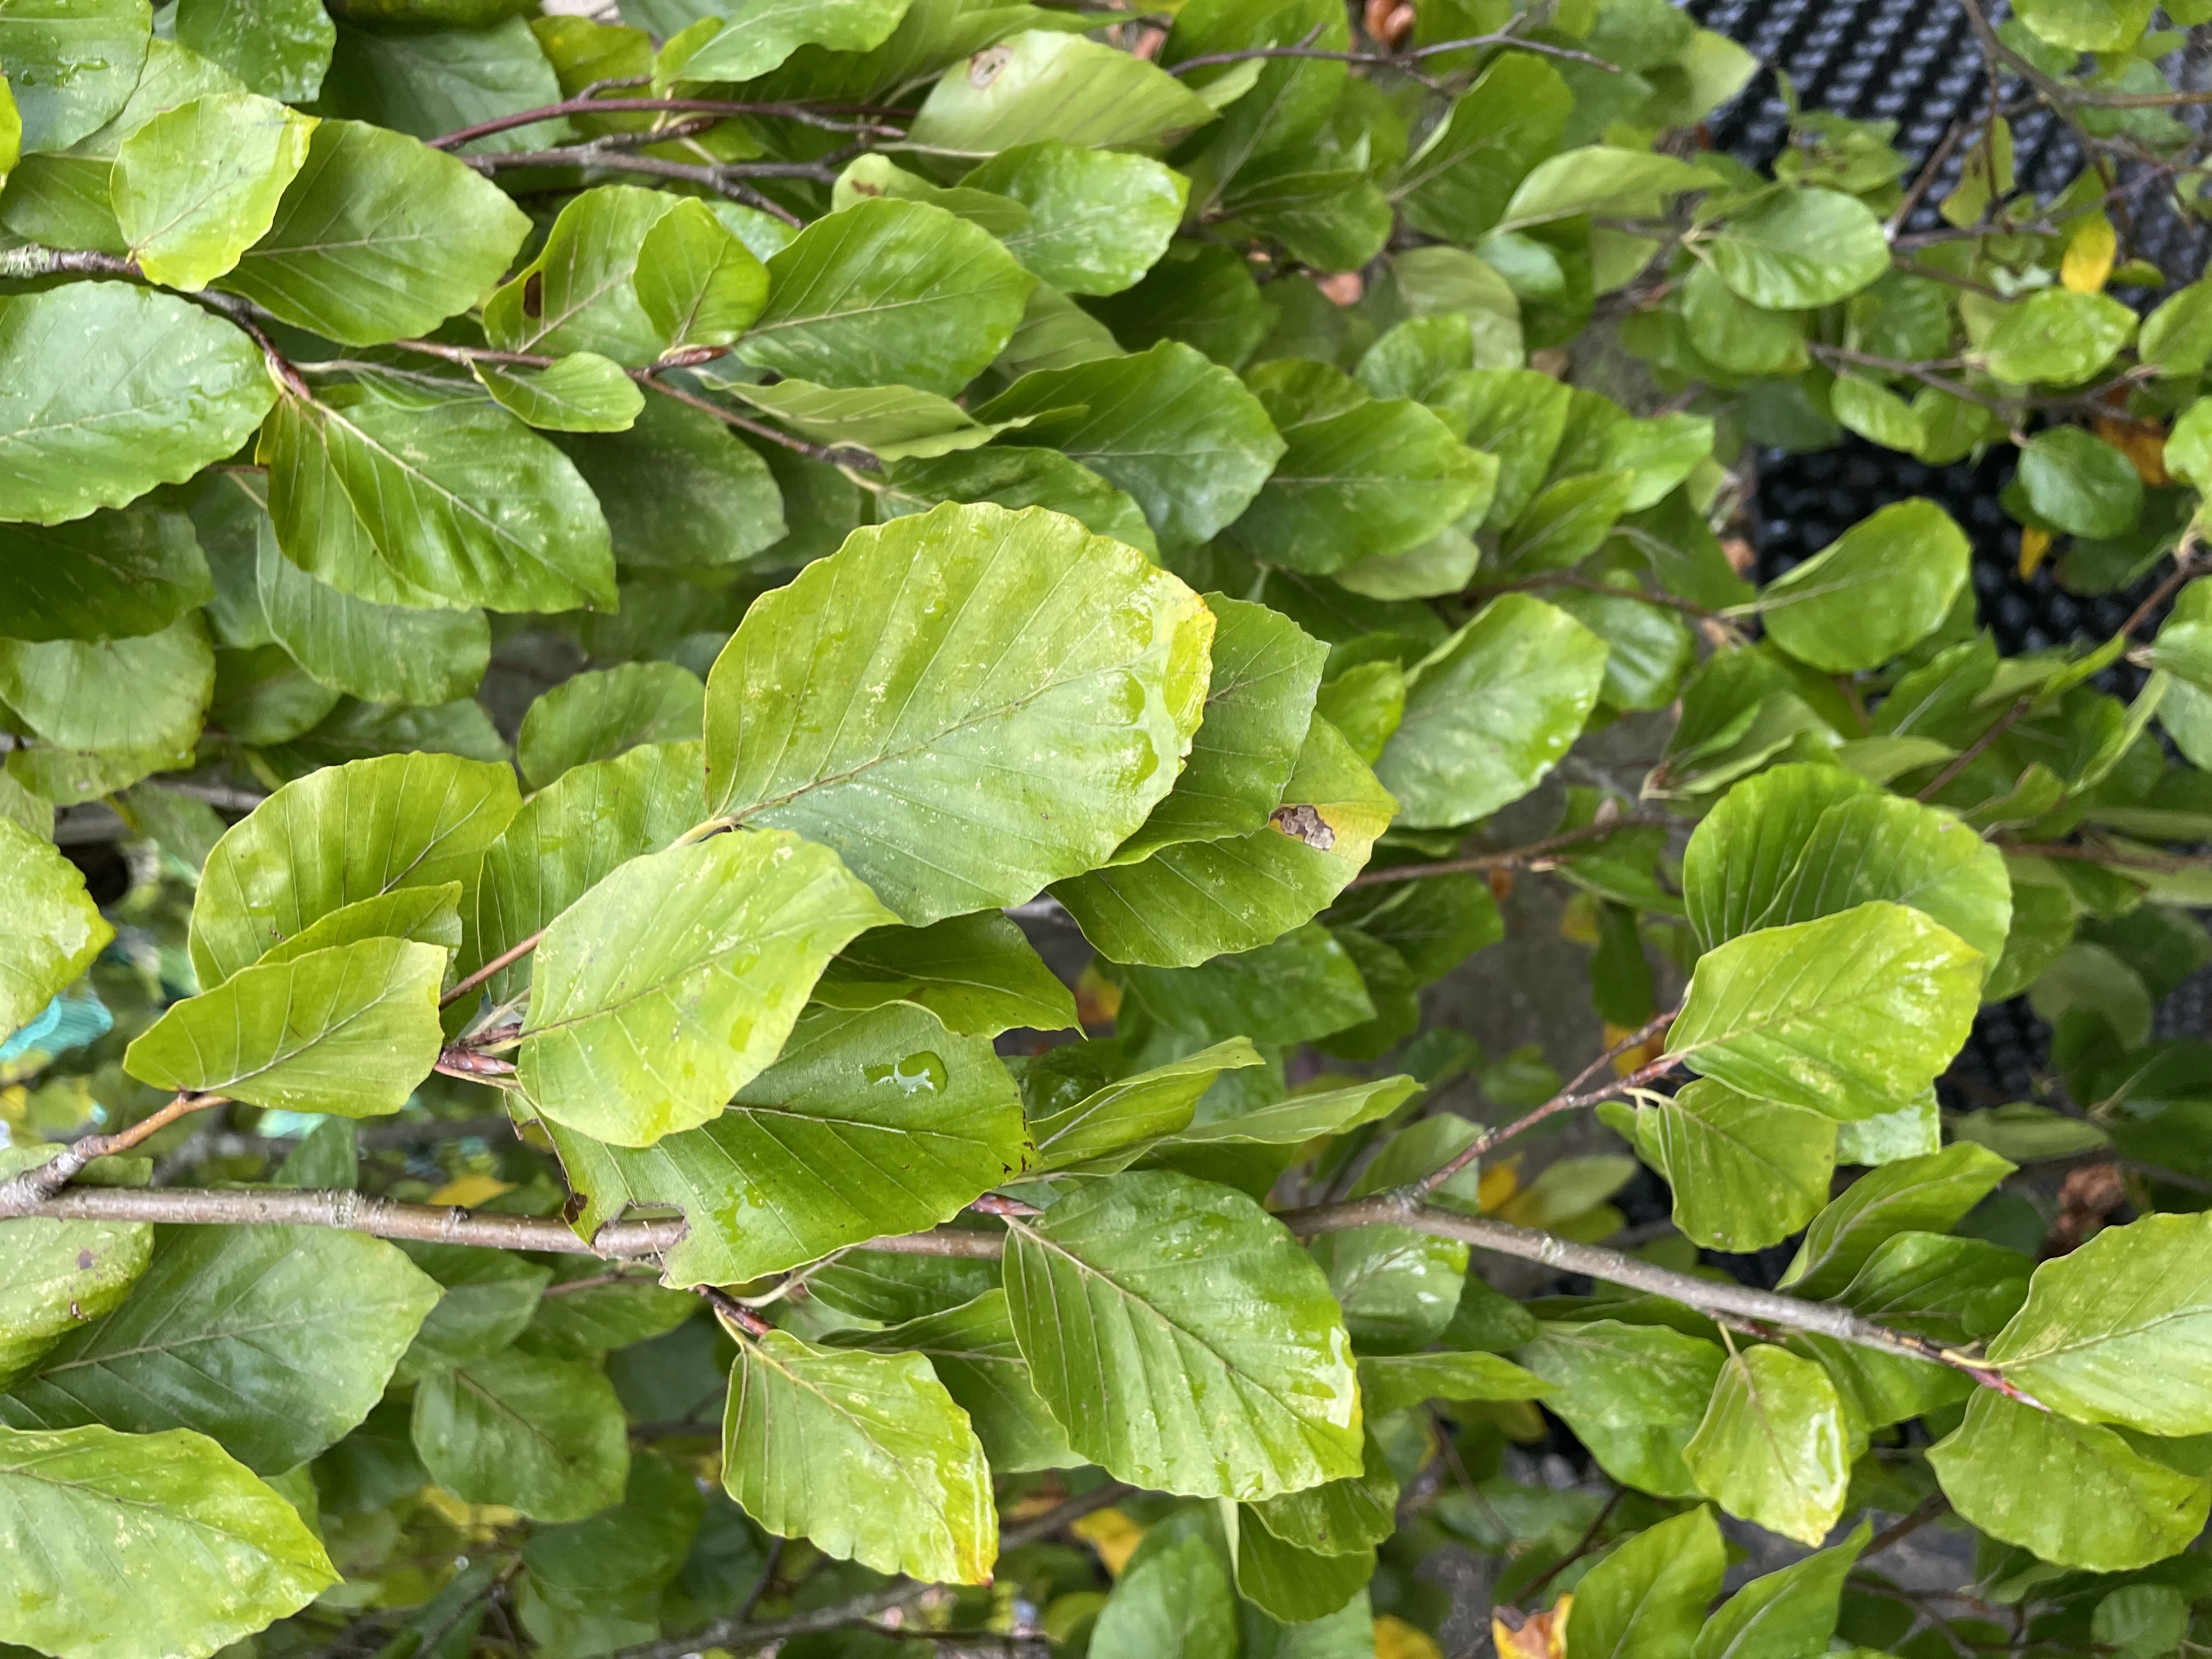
[2018,525,2052,579]
[1491,1599,1567,1659]
[429,1174,515,1207]
[1072,1506,1147,1577]
[2062,213,2117,294]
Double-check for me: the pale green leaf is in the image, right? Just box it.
[1981,288,2137,386]
[1607,1079,1836,1253]
[112,92,315,290]
[727,377,1025,461]
[733,197,1034,397]
[1161,1073,1417,1150]
[1703,187,1890,308]
[814,910,1078,1036]
[908,29,1218,151]
[1692,1522,1866,1659]
[125,936,446,1116]
[1375,592,1608,829]
[1929,1391,2209,1571]
[411,1347,629,1521]
[1779,1143,2016,1297]
[1984,1210,2212,1436]
[703,501,1213,924]
[173,0,335,101]
[634,196,769,351]
[1026,1037,1263,1173]
[0,281,276,526]
[259,386,618,613]
[0,1422,335,1659]
[1564,1504,1725,1659]
[473,353,645,433]
[1355,1350,1553,1418]
[1681,1344,1850,1546]
[1667,901,1984,1121]
[675,0,911,80]
[191,751,520,987]
[218,117,531,346]
[0,816,114,1037]
[0,1224,438,1472]
[484,184,676,367]
[1500,145,1717,230]
[0,1148,149,1391]
[518,828,893,1146]
[1759,499,1971,673]
[545,1001,1023,1284]
[961,140,1187,296]
[0,504,211,641]
[517,660,703,789]
[0,612,212,755]
[1003,1170,1363,1499]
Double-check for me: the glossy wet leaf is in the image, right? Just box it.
[172,0,335,101]
[1779,1143,2016,1297]
[1681,1344,1850,1546]
[962,140,1186,295]
[677,0,911,79]
[191,751,520,986]
[0,0,150,154]
[907,29,1218,151]
[411,1347,629,1522]
[1667,901,1984,1121]
[0,1148,150,1391]
[1981,288,2136,385]
[1375,593,1609,829]
[1026,1037,1262,1172]
[723,1328,994,1583]
[218,117,528,343]
[0,1224,438,1472]
[474,353,645,433]
[0,816,115,1037]
[633,197,769,351]
[1355,1351,1553,1418]
[0,504,211,641]
[1758,499,1972,673]
[0,1422,335,1659]
[125,936,445,1115]
[517,661,703,789]
[484,184,678,368]
[814,910,1077,1036]
[1003,1170,1363,1499]
[704,501,1212,924]
[112,92,316,289]
[518,828,893,1146]
[1703,187,1890,308]
[0,281,276,526]
[546,1001,1023,1283]
[1606,1079,1836,1252]
[1564,1504,1725,1659]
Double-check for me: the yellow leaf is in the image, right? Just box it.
[2017,526,2051,579]
[1070,1508,1146,1577]
[1492,1595,1572,1659]
[417,1484,520,1534]
[1074,962,1121,1026]
[1601,1020,1665,1075]
[430,1172,515,1206]
[2061,214,2116,294]
[1477,1157,1521,1213]
[2096,416,2170,487]
[1558,890,1600,945]
[1375,1613,1446,1659]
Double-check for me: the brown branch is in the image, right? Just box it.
[1916,693,2034,801]
[1808,343,2011,414]
[1887,117,1973,234]
[1866,1490,1953,1556]
[1001,1482,1136,1549]
[1166,27,1619,75]
[1344,815,1679,890]
[2118,535,2205,640]
[1993,838,2212,874]
[427,96,903,150]
[610,1584,927,1659]
[0,1092,227,1206]
[442,928,546,1009]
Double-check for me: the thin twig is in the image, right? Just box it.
[1345,816,1678,890]
[1519,1486,1623,1599]
[442,929,548,1009]
[427,95,903,150]
[1916,693,2034,801]
[0,1093,227,1205]
[1866,1490,1953,1556]
[1167,27,1618,75]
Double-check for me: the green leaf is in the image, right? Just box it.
[218,117,531,346]
[1355,1351,1553,1418]
[1222,371,1496,575]
[908,29,1218,151]
[1092,1532,1239,1659]
[254,506,491,704]
[0,0,150,154]
[0,1422,335,1659]
[1026,1037,1263,1173]
[1003,1169,1363,1499]
[882,444,1157,554]
[733,198,1033,397]
[634,197,770,351]
[1667,901,1984,1122]
[825,1288,1076,1472]
[703,501,1212,924]
[1980,288,2137,385]
[1375,593,1609,830]
[392,1243,551,1382]
[521,1451,703,1606]
[1500,145,1717,230]
[2013,0,2154,49]
[1703,187,1890,308]
[1311,1114,1481,1353]
[1608,1080,1836,1253]
[518,828,893,1146]
[191,751,519,987]
[484,184,678,367]
[125,936,444,1115]
[727,377,1025,461]
[466,741,702,1004]
[1395,53,1572,242]
[814,910,1078,1036]
[546,1001,1022,1284]
[675,0,910,80]
[1159,1072,1417,1149]
[1054,715,1397,967]
[259,386,618,613]
[0,281,276,526]
[1432,367,1572,528]
[517,661,703,789]
[2014,425,2143,539]
[0,816,114,1037]
[0,1224,438,1472]
[553,394,786,577]
[1514,1319,1725,1498]
[0,505,212,644]
[1111,921,1375,1047]
[1928,1390,2209,1571]
[0,1149,150,1390]
[1691,1522,1866,1659]
[474,353,645,433]
[1224,1501,1374,1622]
[1564,1504,1725,1659]
[972,342,1286,554]
[723,1327,995,1583]
[1681,1343,1850,1546]
[961,140,1187,296]
[1983,1211,2212,1436]
[173,0,335,101]
[1778,1143,2016,1297]
[112,92,315,290]
[411,1347,629,1522]
[1496,471,1634,576]
[1759,499,1971,672]
[0,612,212,755]
[319,15,564,154]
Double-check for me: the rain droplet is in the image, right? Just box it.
[865,1051,946,1095]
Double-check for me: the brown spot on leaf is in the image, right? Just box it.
[969,45,1013,87]
[1269,804,1335,850]
[850,180,881,196]
[76,1249,95,1270]
[522,270,544,320]
[561,1190,589,1224]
